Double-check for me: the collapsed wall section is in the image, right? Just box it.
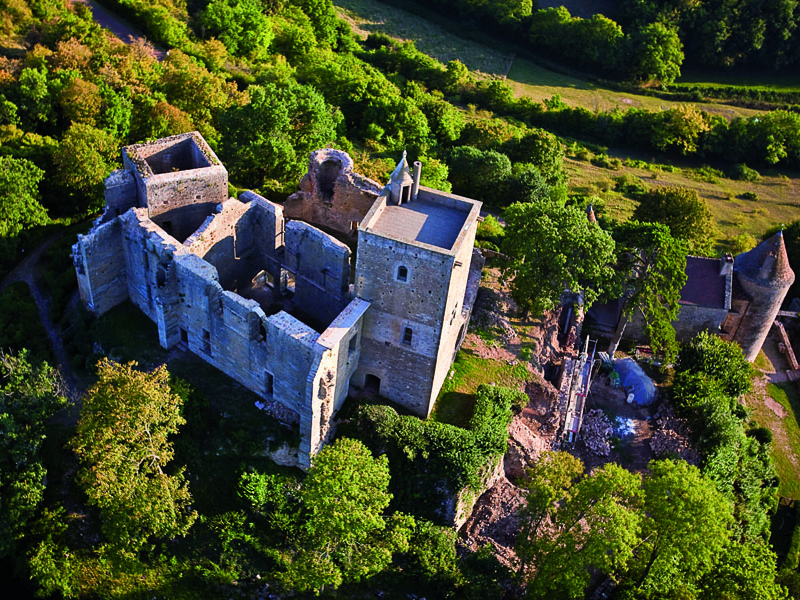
[284,148,382,237]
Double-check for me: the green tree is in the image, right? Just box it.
[631,459,733,597]
[631,22,684,84]
[53,123,119,214]
[516,451,584,575]
[218,80,341,190]
[610,221,687,360]
[0,351,67,558]
[447,146,512,203]
[632,186,714,255]
[676,331,753,398]
[504,128,565,186]
[0,155,48,241]
[72,359,196,556]
[650,104,711,155]
[200,0,273,58]
[524,463,643,599]
[278,437,414,593]
[502,200,617,317]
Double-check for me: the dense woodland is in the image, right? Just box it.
[1,0,800,597]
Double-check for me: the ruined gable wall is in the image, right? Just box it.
[284,221,352,325]
[284,149,381,236]
[73,218,129,316]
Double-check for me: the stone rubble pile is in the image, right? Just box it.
[580,409,612,456]
[649,404,700,465]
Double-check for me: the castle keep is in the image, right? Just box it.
[73,133,483,467]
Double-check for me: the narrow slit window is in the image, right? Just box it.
[402,327,413,345]
[265,371,274,395]
[397,265,408,282]
[202,329,212,355]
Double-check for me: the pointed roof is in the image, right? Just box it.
[389,150,415,188]
[735,231,795,287]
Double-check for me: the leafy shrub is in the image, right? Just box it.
[339,385,518,524]
[613,174,647,198]
[741,191,760,201]
[590,153,622,170]
[730,163,761,181]
[676,331,753,398]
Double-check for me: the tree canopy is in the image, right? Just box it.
[502,200,617,317]
[611,221,687,360]
[72,359,196,555]
[0,351,66,558]
[632,186,714,255]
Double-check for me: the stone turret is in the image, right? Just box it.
[733,231,795,361]
[386,151,416,205]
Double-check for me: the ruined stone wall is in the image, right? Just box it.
[285,221,352,326]
[73,218,129,315]
[101,169,138,222]
[118,209,186,324]
[284,149,381,237]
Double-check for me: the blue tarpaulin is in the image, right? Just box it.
[613,358,656,406]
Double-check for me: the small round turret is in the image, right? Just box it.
[733,231,795,361]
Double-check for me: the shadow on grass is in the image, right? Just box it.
[432,391,476,429]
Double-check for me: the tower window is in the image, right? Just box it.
[397,266,408,282]
[402,327,413,345]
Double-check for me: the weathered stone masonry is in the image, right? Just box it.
[74,133,483,466]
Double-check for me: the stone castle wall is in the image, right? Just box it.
[74,135,482,467]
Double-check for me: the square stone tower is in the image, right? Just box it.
[352,153,483,417]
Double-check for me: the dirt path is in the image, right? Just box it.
[70,0,166,59]
[1,234,83,403]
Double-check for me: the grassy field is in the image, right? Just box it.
[677,68,800,91]
[761,382,800,499]
[334,0,764,119]
[564,155,800,251]
[333,0,514,75]
[507,58,764,119]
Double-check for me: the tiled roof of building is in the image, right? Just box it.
[680,256,727,308]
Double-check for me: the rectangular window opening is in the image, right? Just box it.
[402,327,413,345]
[348,334,358,357]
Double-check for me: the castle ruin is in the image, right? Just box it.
[73,132,483,467]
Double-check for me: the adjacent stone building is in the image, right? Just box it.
[586,232,795,361]
[73,133,483,467]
